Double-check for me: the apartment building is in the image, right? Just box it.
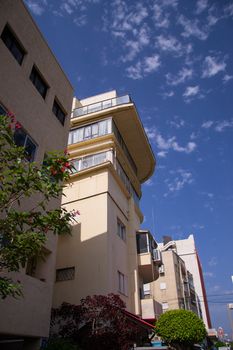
[53,90,160,319]
[150,235,211,330]
[150,240,200,317]
[0,0,73,348]
[175,234,212,329]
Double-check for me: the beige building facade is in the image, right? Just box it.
[0,0,73,348]
[53,91,160,319]
[150,236,211,330]
[175,235,212,329]
[150,242,199,316]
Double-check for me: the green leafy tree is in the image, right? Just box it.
[155,309,207,350]
[0,113,77,299]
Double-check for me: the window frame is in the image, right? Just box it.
[117,270,127,296]
[52,98,67,126]
[29,65,49,99]
[117,218,126,242]
[56,267,75,282]
[14,127,37,162]
[1,24,26,65]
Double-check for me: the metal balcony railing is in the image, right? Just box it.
[72,95,131,118]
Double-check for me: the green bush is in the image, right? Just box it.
[155,309,207,350]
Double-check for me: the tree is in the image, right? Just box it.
[0,113,77,299]
[155,309,207,350]
[50,294,149,350]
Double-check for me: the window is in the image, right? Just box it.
[143,283,151,297]
[52,99,67,125]
[159,265,165,275]
[56,267,75,282]
[1,24,25,65]
[136,233,148,254]
[68,118,112,145]
[14,127,37,162]
[0,103,7,115]
[117,218,126,241]
[160,282,167,290]
[72,150,112,172]
[162,302,168,310]
[118,271,127,295]
[30,65,48,99]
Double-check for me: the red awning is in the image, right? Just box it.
[123,310,155,330]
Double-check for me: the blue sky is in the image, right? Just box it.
[25,0,233,335]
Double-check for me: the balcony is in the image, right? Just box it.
[72,95,131,118]
[141,298,162,321]
[137,230,159,283]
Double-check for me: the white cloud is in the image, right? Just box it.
[166,67,193,86]
[144,55,160,73]
[25,0,47,15]
[161,91,175,99]
[157,151,168,158]
[223,74,233,83]
[202,120,214,129]
[208,257,218,267]
[126,55,160,80]
[164,168,194,194]
[73,14,87,26]
[178,15,209,40]
[144,178,153,186]
[202,119,233,132]
[169,117,185,129]
[202,56,226,78]
[203,272,214,278]
[183,85,199,97]
[196,0,208,14]
[215,119,233,132]
[156,35,182,55]
[145,127,197,155]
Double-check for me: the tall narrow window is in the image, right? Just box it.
[118,271,127,295]
[14,128,37,162]
[30,65,48,99]
[52,99,66,125]
[1,25,25,65]
[117,218,126,241]
[0,103,7,115]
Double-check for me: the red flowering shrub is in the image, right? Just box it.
[50,294,149,350]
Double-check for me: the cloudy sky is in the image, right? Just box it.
[25,0,233,335]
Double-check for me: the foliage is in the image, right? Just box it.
[51,294,148,350]
[155,309,207,350]
[214,341,226,348]
[0,113,77,299]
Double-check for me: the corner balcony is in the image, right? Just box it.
[70,91,156,183]
[137,230,159,284]
[141,298,163,322]
[72,95,131,118]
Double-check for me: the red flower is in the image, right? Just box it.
[50,167,57,175]
[61,166,66,173]
[15,121,22,129]
[64,162,71,168]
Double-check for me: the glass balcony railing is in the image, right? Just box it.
[72,95,131,118]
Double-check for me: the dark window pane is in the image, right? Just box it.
[30,66,48,99]
[14,128,37,162]
[1,25,25,65]
[14,128,26,147]
[136,233,148,254]
[0,104,7,115]
[25,136,37,162]
[52,99,66,125]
